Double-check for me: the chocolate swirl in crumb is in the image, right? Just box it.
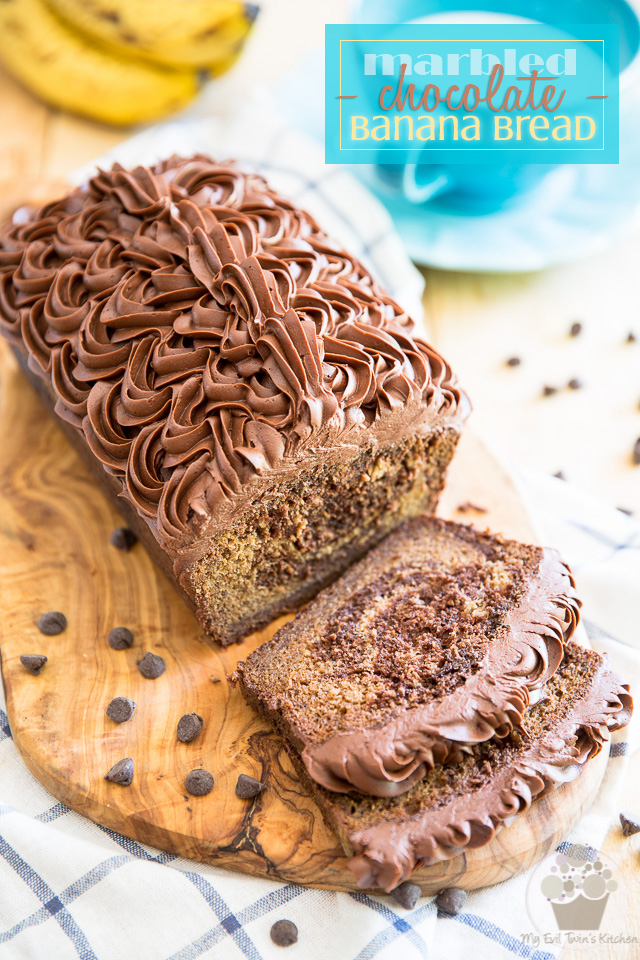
[0,157,465,550]
[302,549,580,798]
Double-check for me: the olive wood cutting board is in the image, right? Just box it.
[0,340,608,894]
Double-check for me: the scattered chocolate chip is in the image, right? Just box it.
[505,356,521,367]
[618,506,634,517]
[108,626,134,650]
[391,881,421,910]
[542,385,558,397]
[456,501,487,514]
[110,527,137,551]
[553,470,566,480]
[137,652,165,679]
[270,920,298,947]
[568,377,583,390]
[626,331,637,343]
[236,774,263,799]
[106,697,136,723]
[177,713,203,743]
[20,654,47,675]
[105,758,134,786]
[436,887,467,916]
[620,811,640,837]
[37,611,66,635]
[633,438,640,465]
[209,675,222,683]
[569,321,582,337]
[185,769,214,796]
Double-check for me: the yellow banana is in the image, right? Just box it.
[0,0,199,126]
[44,0,259,70]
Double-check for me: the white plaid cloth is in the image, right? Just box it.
[1,100,638,960]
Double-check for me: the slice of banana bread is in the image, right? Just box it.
[0,156,468,644]
[282,643,632,892]
[238,517,580,797]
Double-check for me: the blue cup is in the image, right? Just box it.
[349,0,640,214]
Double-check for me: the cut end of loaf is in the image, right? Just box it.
[184,430,460,644]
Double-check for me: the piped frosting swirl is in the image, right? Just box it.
[0,156,466,551]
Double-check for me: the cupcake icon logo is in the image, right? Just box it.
[523,843,631,950]
[539,848,618,931]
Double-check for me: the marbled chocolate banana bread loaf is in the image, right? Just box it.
[0,156,468,644]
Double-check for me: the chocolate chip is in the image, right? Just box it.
[209,675,222,683]
[236,774,263,799]
[105,758,134,786]
[110,527,137,551]
[270,920,298,947]
[633,438,640,465]
[436,887,467,916]
[106,697,136,723]
[553,470,566,480]
[542,385,558,397]
[137,652,165,679]
[626,331,637,343]
[620,811,640,836]
[568,377,583,390]
[391,881,421,910]
[108,626,134,650]
[456,501,487,514]
[505,356,521,367]
[569,321,582,337]
[618,506,634,517]
[185,769,214,796]
[20,654,47,675]
[37,611,66,635]
[177,713,203,742]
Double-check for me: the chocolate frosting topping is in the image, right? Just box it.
[0,156,466,555]
[303,549,579,798]
[348,655,632,891]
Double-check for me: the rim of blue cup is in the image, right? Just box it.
[347,0,640,82]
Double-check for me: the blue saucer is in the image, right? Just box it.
[363,150,640,271]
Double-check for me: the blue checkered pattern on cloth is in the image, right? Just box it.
[1,101,638,960]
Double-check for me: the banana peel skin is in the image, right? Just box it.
[0,0,259,125]
[0,0,202,124]
[43,0,259,70]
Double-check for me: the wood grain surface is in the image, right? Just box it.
[0,3,637,945]
[0,339,610,894]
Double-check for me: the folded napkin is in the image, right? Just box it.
[1,100,637,960]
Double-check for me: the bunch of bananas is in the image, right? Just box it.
[0,0,259,126]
